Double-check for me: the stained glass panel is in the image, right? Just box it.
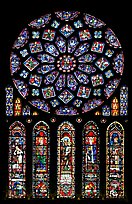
[32,121,50,198]
[14,98,22,116]
[6,86,13,116]
[8,121,26,198]
[120,86,128,116]
[57,121,75,198]
[82,121,100,198]
[106,121,124,198]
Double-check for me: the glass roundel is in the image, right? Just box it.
[10,11,124,115]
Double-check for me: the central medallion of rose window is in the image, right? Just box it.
[57,55,76,72]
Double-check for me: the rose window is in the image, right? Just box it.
[10,11,124,115]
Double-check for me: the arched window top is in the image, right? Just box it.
[107,121,124,132]
[9,121,25,133]
[33,121,50,131]
[58,121,75,131]
[83,121,99,132]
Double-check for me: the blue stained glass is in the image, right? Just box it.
[105,70,113,78]
[105,28,121,48]
[32,89,40,96]
[77,86,91,98]
[105,49,114,57]
[24,56,39,71]
[28,14,51,28]
[74,43,90,57]
[67,74,78,91]
[29,41,43,53]
[102,105,110,116]
[93,89,102,96]
[51,20,60,28]
[50,99,60,107]
[37,65,55,75]
[58,89,74,104]
[113,52,124,75]
[13,79,28,98]
[37,54,55,63]
[32,31,40,39]
[20,70,29,78]
[78,64,96,74]
[74,20,83,28]
[94,31,102,38]
[10,53,21,75]
[30,99,50,112]
[55,36,66,53]
[44,71,59,85]
[56,107,78,115]
[55,11,79,21]
[91,41,105,53]
[74,71,89,84]
[78,53,97,63]
[42,29,56,41]
[55,74,66,91]
[95,57,110,71]
[73,99,82,107]
[104,78,121,99]
[82,99,103,113]
[44,43,59,57]
[84,13,105,28]
[42,86,56,99]
[20,49,28,57]
[60,24,74,38]
[79,29,92,41]
[10,10,124,115]
[29,74,42,87]
[13,28,29,49]
[68,37,79,53]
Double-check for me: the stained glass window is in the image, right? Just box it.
[8,121,26,198]
[82,121,100,198]
[106,121,124,198]
[111,97,119,116]
[120,86,128,116]
[3,9,128,201]
[102,105,110,116]
[32,121,50,198]
[14,98,22,116]
[22,105,30,116]
[57,121,75,198]
[5,86,13,116]
[9,11,124,116]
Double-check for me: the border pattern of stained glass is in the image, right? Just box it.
[57,121,75,198]
[106,121,124,198]
[6,86,13,116]
[82,121,100,198]
[8,121,26,198]
[32,121,50,198]
[10,11,124,115]
[120,86,128,116]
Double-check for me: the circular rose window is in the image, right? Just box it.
[10,11,124,115]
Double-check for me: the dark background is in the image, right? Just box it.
[0,0,130,203]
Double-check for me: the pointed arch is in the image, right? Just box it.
[32,121,50,198]
[57,121,75,198]
[82,121,100,198]
[106,121,124,198]
[8,121,26,198]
